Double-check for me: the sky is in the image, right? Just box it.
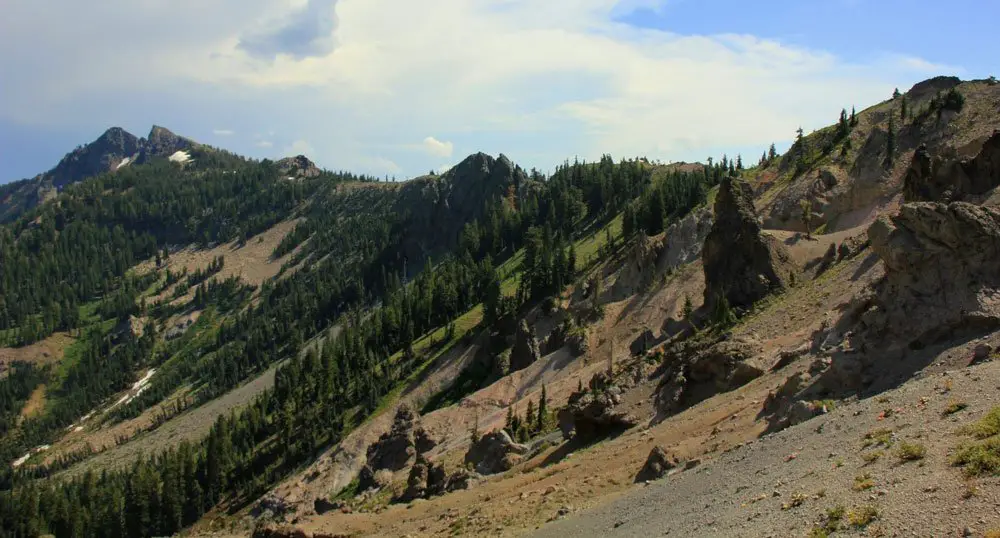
[1,0,995,183]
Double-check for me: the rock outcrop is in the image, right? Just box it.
[658,207,713,271]
[558,374,639,440]
[702,177,793,310]
[655,336,766,418]
[688,337,765,391]
[635,445,679,482]
[463,430,529,475]
[357,406,435,491]
[276,155,322,178]
[903,132,1000,202]
[510,320,541,372]
[864,201,1000,345]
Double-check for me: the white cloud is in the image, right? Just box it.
[0,0,959,177]
[213,128,235,136]
[284,139,316,157]
[255,140,274,148]
[422,136,454,158]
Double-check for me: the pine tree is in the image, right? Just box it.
[505,406,514,433]
[900,95,908,120]
[525,400,536,435]
[850,106,858,126]
[892,87,901,99]
[768,143,777,162]
[537,384,548,432]
[682,294,694,321]
[735,154,743,170]
[800,199,813,239]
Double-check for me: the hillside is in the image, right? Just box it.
[2,75,1000,538]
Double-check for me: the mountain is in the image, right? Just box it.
[4,76,1000,538]
[0,125,196,222]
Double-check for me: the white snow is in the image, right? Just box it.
[11,445,51,468]
[115,156,133,170]
[107,369,156,411]
[74,426,84,433]
[168,150,191,164]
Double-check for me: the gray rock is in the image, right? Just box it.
[903,132,1000,203]
[659,207,714,271]
[510,319,541,372]
[464,430,529,475]
[636,446,679,481]
[702,177,793,311]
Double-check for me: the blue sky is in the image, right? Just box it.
[1,0,993,183]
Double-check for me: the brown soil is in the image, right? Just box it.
[0,332,75,376]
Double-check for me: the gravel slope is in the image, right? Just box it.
[532,359,1000,538]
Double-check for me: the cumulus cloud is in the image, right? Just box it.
[0,0,959,177]
[284,139,316,157]
[213,128,235,136]
[238,0,338,60]
[422,136,454,158]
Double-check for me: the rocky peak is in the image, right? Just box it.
[276,155,321,178]
[141,125,191,158]
[702,176,793,310]
[45,127,141,188]
[907,76,962,101]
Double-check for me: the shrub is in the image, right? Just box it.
[895,441,927,462]
[846,505,878,528]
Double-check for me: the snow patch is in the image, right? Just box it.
[115,155,133,170]
[11,445,50,468]
[168,150,191,164]
[107,368,156,411]
[74,426,84,433]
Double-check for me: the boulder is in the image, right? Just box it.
[400,459,430,502]
[510,319,541,372]
[636,446,679,482]
[566,329,589,357]
[557,387,639,441]
[903,132,1000,202]
[688,337,765,390]
[865,202,1000,344]
[464,430,529,475]
[654,371,687,416]
[785,401,823,426]
[357,405,432,491]
[702,177,793,310]
[443,467,480,492]
[659,207,714,271]
[630,329,658,356]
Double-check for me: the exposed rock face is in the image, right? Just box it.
[276,155,322,178]
[357,406,435,491]
[659,207,713,271]
[903,132,1000,202]
[864,201,1000,345]
[142,125,192,159]
[510,320,541,372]
[46,127,141,188]
[702,177,793,310]
[688,337,765,391]
[463,430,529,475]
[636,446,679,482]
[558,375,639,440]
[655,336,766,418]
[630,329,658,356]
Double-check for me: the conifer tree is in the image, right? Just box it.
[537,384,548,432]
